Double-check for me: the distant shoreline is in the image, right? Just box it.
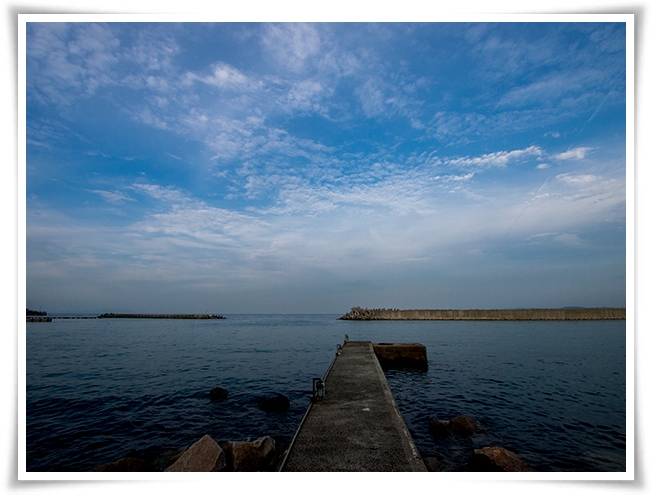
[96,313,225,320]
[339,307,626,321]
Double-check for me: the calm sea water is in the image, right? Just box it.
[25,315,626,472]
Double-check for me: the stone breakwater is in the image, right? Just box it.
[339,307,625,321]
[97,313,225,319]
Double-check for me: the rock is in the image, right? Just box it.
[223,436,276,472]
[269,442,290,472]
[147,447,186,471]
[210,386,228,401]
[422,457,447,472]
[428,419,452,437]
[257,394,290,412]
[339,307,377,320]
[164,435,226,472]
[372,343,428,370]
[448,415,478,436]
[93,457,149,472]
[429,415,478,438]
[469,446,535,472]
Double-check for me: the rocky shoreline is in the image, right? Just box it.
[93,434,288,472]
[91,410,534,472]
[92,387,292,472]
[89,367,535,472]
[26,308,51,322]
[339,306,625,321]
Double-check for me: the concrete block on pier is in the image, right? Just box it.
[372,343,428,370]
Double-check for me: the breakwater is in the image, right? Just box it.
[26,308,47,316]
[339,307,625,321]
[97,313,225,319]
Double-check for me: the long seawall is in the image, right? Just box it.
[97,313,224,319]
[340,307,625,321]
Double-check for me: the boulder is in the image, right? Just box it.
[422,457,447,472]
[93,457,149,472]
[147,447,186,471]
[164,435,226,472]
[469,446,535,472]
[269,442,290,472]
[257,394,290,412]
[428,419,452,437]
[428,415,478,438]
[448,414,478,436]
[223,436,276,472]
[372,343,428,370]
[210,386,228,401]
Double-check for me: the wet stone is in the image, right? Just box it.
[210,386,228,401]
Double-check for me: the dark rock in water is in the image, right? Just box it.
[448,414,478,436]
[428,419,452,437]
[429,414,478,438]
[469,446,535,472]
[223,436,276,472]
[164,435,226,472]
[93,457,149,472]
[210,386,229,400]
[257,394,290,412]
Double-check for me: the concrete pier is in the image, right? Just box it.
[281,341,426,471]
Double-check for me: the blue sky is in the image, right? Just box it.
[25,21,627,314]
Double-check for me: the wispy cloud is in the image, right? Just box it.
[554,147,592,160]
[553,233,586,247]
[260,23,321,73]
[92,189,135,204]
[555,172,598,184]
[498,71,602,108]
[187,62,259,91]
[27,23,120,105]
[283,79,329,113]
[130,183,192,203]
[445,146,542,169]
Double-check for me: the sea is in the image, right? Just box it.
[25,314,626,472]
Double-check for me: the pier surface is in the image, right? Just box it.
[282,341,426,471]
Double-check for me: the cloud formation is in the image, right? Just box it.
[25,21,627,313]
[554,147,592,160]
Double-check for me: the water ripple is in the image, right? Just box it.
[27,317,625,472]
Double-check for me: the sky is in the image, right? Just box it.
[24,20,628,314]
